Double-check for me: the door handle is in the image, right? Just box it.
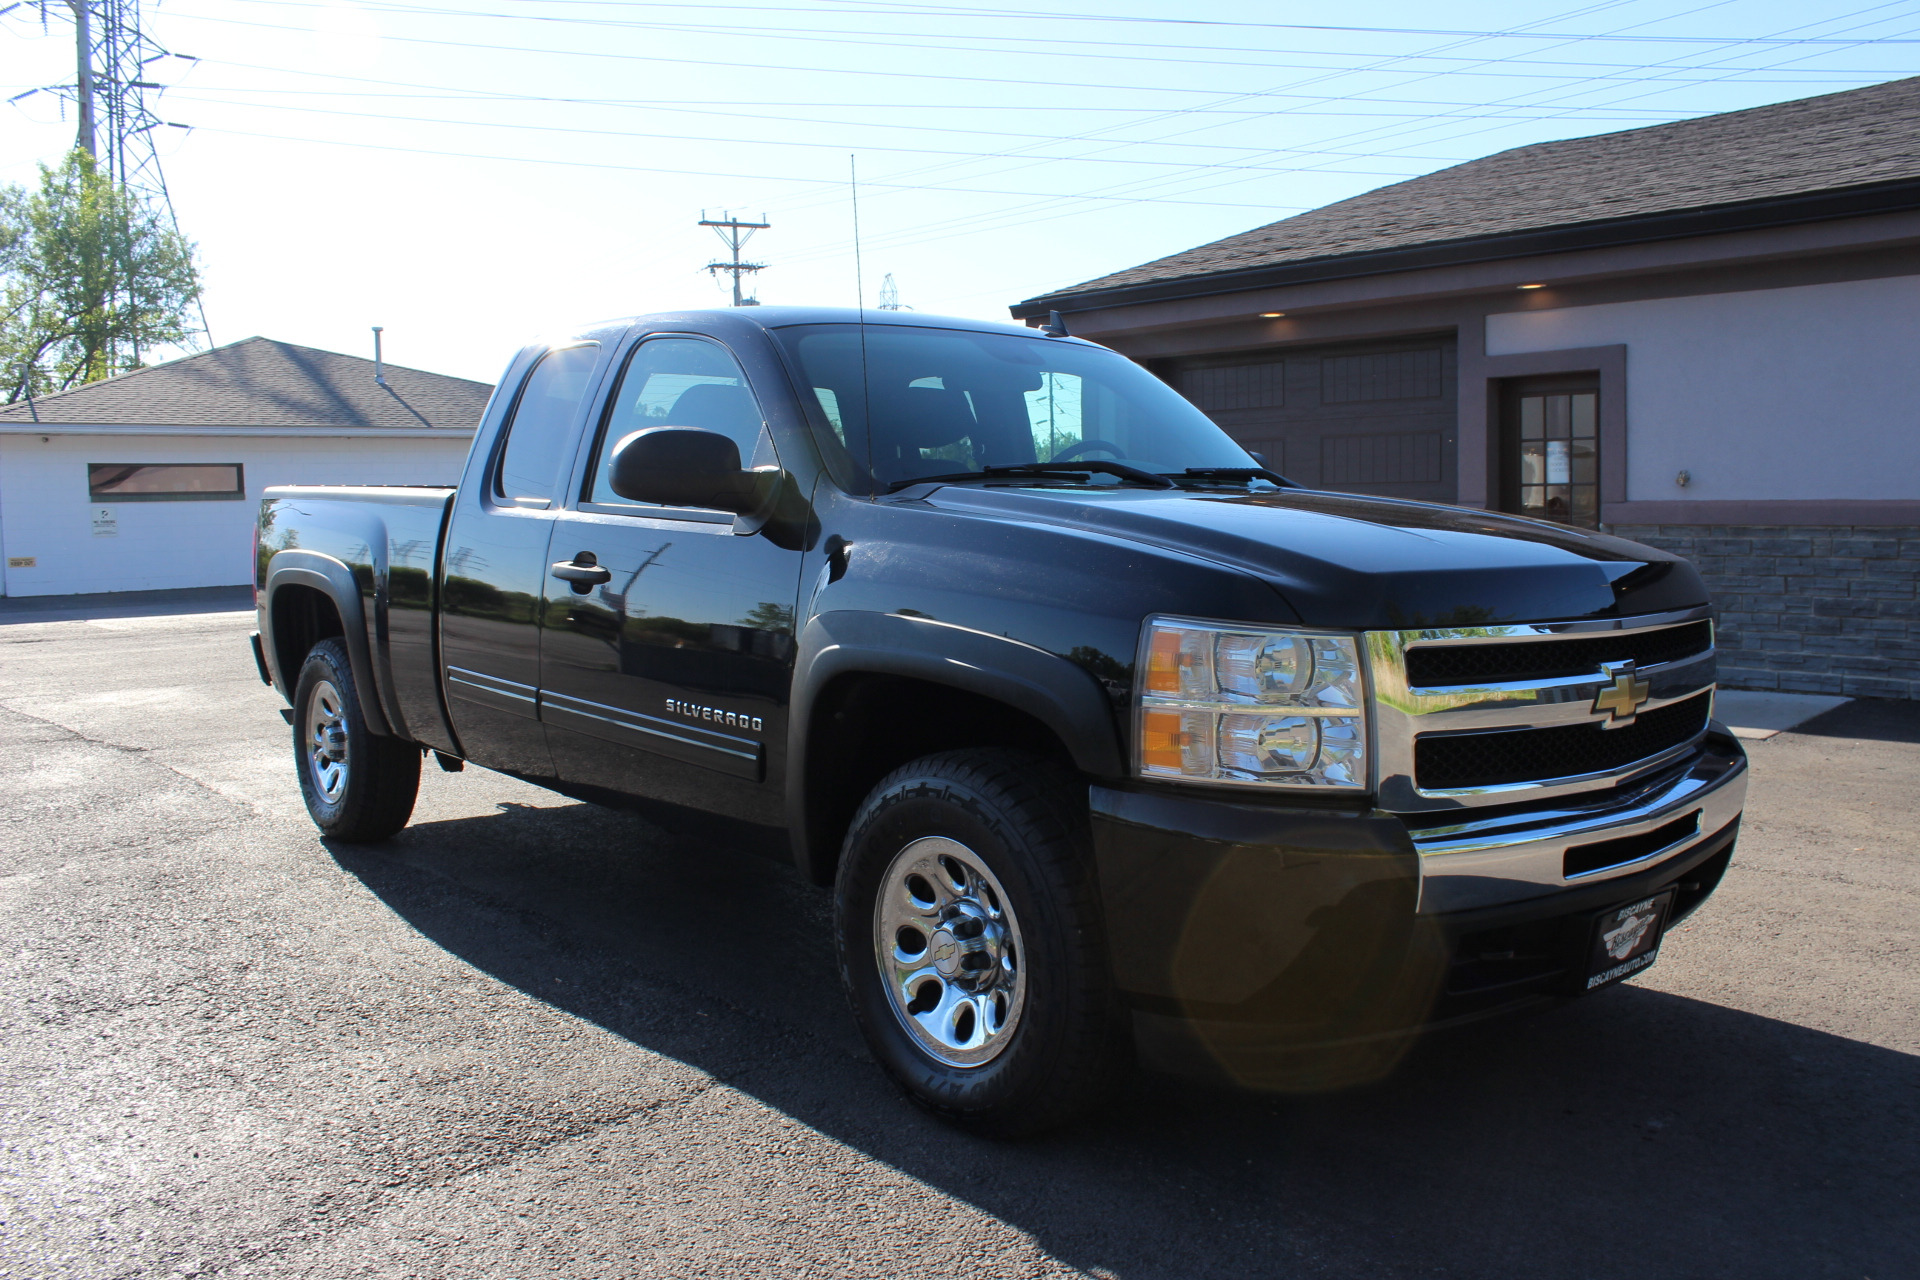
[551,553,612,589]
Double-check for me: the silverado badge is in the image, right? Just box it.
[1592,660,1651,728]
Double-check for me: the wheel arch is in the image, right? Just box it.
[787,610,1127,885]
[264,550,394,737]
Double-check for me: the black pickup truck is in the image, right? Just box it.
[251,306,1747,1133]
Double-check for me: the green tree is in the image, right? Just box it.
[2,149,201,402]
[740,600,795,632]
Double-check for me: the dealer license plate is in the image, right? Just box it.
[1584,889,1677,991]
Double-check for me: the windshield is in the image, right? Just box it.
[770,323,1260,492]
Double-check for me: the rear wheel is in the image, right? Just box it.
[835,749,1127,1136]
[291,637,420,842]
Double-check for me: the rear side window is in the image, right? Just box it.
[495,344,600,504]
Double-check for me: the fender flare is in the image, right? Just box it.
[264,549,395,737]
[786,609,1128,882]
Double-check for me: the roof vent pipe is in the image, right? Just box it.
[372,326,388,387]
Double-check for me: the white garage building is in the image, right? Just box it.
[0,337,492,598]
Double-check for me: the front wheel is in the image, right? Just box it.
[291,637,420,842]
[834,749,1127,1136]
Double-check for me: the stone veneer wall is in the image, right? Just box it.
[1605,525,1920,700]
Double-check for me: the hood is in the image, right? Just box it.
[919,485,1706,630]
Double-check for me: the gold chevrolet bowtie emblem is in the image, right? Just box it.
[1593,661,1651,727]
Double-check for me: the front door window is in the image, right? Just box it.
[585,337,778,507]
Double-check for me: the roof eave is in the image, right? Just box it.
[1010,174,1920,319]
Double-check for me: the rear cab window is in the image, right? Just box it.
[495,344,602,507]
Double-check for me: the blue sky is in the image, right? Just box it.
[6,0,1919,382]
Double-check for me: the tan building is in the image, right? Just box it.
[1013,77,1920,700]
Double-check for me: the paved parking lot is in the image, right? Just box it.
[1,604,1915,1279]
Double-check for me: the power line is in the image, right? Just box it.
[150,8,1920,103]
[162,82,1715,125]
[160,93,1461,178]
[965,0,1738,213]
[681,0,1920,41]
[180,0,1920,76]
[1200,0,1920,191]
[856,0,1918,233]
[132,0,1905,253]
[17,0,1912,328]
[736,1,1918,273]
[104,2,1914,229]
[178,0,1920,44]
[725,0,1675,257]
[184,124,1303,209]
[168,48,1912,97]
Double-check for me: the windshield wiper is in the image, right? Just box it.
[1170,466,1300,488]
[888,461,1178,492]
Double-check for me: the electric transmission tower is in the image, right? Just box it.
[8,0,208,345]
[699,211,769,307]
[876,273,910,311]
[12,0,195,207]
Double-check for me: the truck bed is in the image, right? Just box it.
[258,485,458,754]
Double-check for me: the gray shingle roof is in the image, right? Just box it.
[0,336,494,429]
[1021,75,1920,308]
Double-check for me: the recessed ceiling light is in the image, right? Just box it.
[1259,311,1285,318]
[1517,283,1546,290]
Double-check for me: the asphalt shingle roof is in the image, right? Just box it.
[1023,76,1920,306]
[0,336,494,429]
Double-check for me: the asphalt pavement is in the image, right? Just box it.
[1,605,1914,1279]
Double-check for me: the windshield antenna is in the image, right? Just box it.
[851,154,873,494]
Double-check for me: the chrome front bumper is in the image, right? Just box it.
[1410,729,1748,914]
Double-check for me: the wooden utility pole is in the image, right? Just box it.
[700,213,769,307]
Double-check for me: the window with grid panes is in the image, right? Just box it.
[1514,389,1598,528]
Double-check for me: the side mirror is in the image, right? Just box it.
[607,426,768,513]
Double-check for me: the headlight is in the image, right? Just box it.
[1136,617,1369,790]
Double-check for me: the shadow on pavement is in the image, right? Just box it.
[330,799,1919,1280]
[1790,695,1920,745]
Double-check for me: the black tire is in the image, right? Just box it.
[291,637,420,842]
[834,749,1128,1136]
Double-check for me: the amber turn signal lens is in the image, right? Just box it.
[1146,628,1185,694]
[1139,709,1188,771]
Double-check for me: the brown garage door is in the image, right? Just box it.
[1161,336,1457,504]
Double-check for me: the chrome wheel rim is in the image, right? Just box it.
[873,836,1026,1068]
[305,679,349,805]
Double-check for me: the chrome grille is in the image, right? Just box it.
[1368,608,1717,815]
[1402,620,1712,688]
[1415,691,1712,790]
